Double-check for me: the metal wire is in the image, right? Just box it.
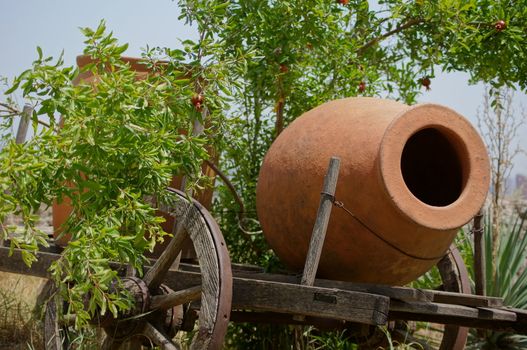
[324,194,447,261]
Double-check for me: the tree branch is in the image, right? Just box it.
[204,159,263,252]
[0,102,21,115]
[0,102,50,128]
[357,18,424,55]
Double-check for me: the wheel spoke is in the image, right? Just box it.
[150,285,201,310]
[143,322,180,350]
[144,219,189,289]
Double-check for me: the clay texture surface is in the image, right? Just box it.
[257,97,490,285]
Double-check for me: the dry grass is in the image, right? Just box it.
[0,207,52,349]
[0,285,44,349]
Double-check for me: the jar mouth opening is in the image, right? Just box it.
[400,127,469,207]
[379,104,490,230]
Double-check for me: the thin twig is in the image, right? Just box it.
[204,159,245,217]
[357,18,424,54]
[0,103,51,128]
[204,159,263,254]
[0,114,51,129]
[204,159,262,237]
[0,102,21,115]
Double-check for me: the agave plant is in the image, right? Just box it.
[467,208,527,349]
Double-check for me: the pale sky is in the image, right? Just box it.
[1,0,526,176]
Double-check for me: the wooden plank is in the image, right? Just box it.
[390,300,516,322]
[0,246,57,278]
[505,307,527,322]
[316,279,433,303]
[431,290,503,307]
[391,312,526,333]
[231,277,389,325]
[232,271,432,303]
[300,157,340,287]
[390,304,526,334]
[477,307,517,321]
[472,211,486,297]
[390,300,480,319]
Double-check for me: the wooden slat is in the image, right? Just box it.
[506,307,527,322]
[0,246,56,278]
[391,300,481,319]
[316,279,433,303]
[477,307,517,321]
[232,271,433,303]
[390,300,516,323]
[431,290,503,307]
[232,277,389,325]
[390,311,526,334]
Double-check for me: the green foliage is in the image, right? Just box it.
[195,0,527,267]
[178,0,527,347]
[467,211,527,349]
[1,0,527,347]
[0,20,226,328]
[308,329,358,350]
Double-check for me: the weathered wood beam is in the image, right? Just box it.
[231,277,389,325]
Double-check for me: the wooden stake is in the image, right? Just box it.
[15,104,32,144]
[294,157,340,321]
[300,156,340,286]
[473,210,486,296]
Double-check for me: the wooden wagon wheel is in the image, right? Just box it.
[391,245,470,350]
[44,187,232,349]
[436,245,471,350]
[356,244,470,350]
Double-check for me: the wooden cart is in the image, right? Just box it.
[1,154,527,350]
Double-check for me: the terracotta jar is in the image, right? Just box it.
[256,97,490,285]
[53,56,215,250]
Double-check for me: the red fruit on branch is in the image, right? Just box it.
[420,77,431,91]
[337,0,349,4]
[495,20,507,31]
[279,64,289,73]
[358,81,366,93]
[191,94,204,111]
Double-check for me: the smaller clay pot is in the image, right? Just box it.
[52,56,216,253]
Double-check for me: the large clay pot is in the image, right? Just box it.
[53,56,215,249]
[256,97,490,285]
